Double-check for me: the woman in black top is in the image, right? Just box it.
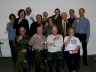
[30,14,45,37]
[13,9,29,35]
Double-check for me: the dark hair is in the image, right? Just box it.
[69,9,75,13]
[36,14,42,18]
[79,8,85,12]
[18,9,26,17]
[47,17,53,22]
[55,8,60,13]
[9,14,16,20]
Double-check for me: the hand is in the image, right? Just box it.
[17,36,23,42]
[33,34,38,38]
[65,19,68,23]
[75,20,79,24]
[54,15,58,20]
[72,50,77,54]
[69,36,73,39]
[48,42,54,46]
[18,18,23,24]
[53,35,60,41]
[30,17,34,21]
[21,49,27,53]
[45,22,48,27]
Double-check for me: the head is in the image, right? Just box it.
[37,26,43,35]
[61,12,67,20]
[26,7,32,15]
[36,14,42,23]
[54,8,60,16]
[19,27,26,36]
[47,17,53,25]
[43,11,48,18]
[79,8,85,17]
[69,9,75,18]
[51,25,58,35]
[18,9,26,18]
[9,14,16,22]
[68,27,75,36]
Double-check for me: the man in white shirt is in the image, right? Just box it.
[25,7,36,29]
[64,27,80,72]
[47,25,63,72]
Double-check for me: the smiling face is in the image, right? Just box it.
[61,12,67,19]
[48,18,53,25]
[26,9,31,15]
[69,10,75,18]
[19,27,26,36]
[79,8,85,17]
[43,12,48,18]
[37,26,43,35]
[68,28,75,36]
[36,15,42,23]
[51,26,58,35]
[20,11,25,18]
[55,10,60,16]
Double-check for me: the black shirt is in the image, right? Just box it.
[13,18,29,35]
[68,18,75,26]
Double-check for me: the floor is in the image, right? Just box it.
[0,56,96,72]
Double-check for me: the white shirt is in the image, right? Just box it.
[25,14,36,29]
[47,34,63,52]
[64,36,80,51]
[62,19,66,35]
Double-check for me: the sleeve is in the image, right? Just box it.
[6,23,11,32]
[47,35,51,43]
[28,37,34,46]
[12,36,18,49]
[54,35,63,48]
[86,19,90,41]
[43,26,47,33]
[72,19,77,28]
[64,36,68,43]
[77,38,80,46]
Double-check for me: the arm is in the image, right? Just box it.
[28,37,35,46]
[6,23,11,32]
[64,36,71,46]
[86,19,90,41]
[54,35,63,48]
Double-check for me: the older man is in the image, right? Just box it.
[29,26,47,72]
[47,25,63,72]
[72,8,90,65]
[13,27,30,72]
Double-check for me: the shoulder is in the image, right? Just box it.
[7,22,11,25]
[64,36,69,39]
[42,36,47,39]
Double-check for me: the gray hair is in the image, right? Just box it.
[26,7,32,12]
[19,27,26,32]
[61,12,67,17]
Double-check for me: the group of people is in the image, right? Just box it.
[6,7,90,72]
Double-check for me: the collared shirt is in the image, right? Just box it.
[72,17,90,41]
[43,25,52,37]
[6,22,16,40]
[25,14,36,29]
[47,34,63,52]
[62,19,66,35]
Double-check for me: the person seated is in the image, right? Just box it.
[64,27,80,72]
[29,26,47,72]
[43,17,53,37]
[47,25,63,72]
[42,11,48,24]
[13,27,30,72]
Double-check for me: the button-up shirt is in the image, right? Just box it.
[72,17,90,41]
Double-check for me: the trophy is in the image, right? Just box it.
[42,42,47,49]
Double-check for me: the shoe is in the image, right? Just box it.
[23,68,28,72]
[84,62,88,66]
[72,70,77,72]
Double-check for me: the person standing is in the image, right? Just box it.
[13,9,29,35]
[6,14,16,63]
[25,7,36,29]
[51,8,62,25]
[68,9,76,26]
[42,11,48,24]
[72,8,90,65]
[29,14,45,37]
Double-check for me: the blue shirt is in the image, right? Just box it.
[43,25,52,37]
[72,17,90,41]
[6,22,16,40]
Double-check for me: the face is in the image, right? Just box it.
[43,12,48,18]
[52,27,58,35]
[48,18,53,25]
[36,15,42,22]
[19,28,26,36]
[69,10,74,17]
[62,13,67,19]
[55,10,60,16]
[37,27,43,35]
[20,11,25,18]
[79,9,85,17]
[10,16,15,22]
[68,29,75,36]
[26,9,31,15]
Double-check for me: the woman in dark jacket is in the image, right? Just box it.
[13,9,29,36]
